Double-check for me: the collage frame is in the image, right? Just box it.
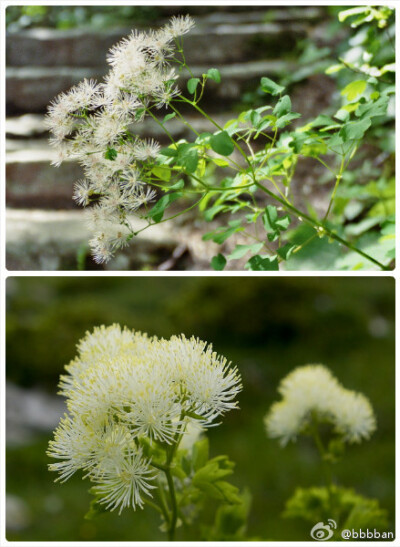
[1,0,398,545]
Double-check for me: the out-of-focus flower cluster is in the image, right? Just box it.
[47,324,241,513]
[264,365,376,446]
[45,16,195,263]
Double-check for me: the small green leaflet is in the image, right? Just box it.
[168,178,185,190]
[210,131,235,156]
[228,243,263,260]
[262,205,291,241]
[275,112,301,128]
[260,76,285,96]
[339,118,371,141]
[176,143,199,173]
[162,112,176,123]
[277,243,296,260]
[159,146,177,157]
[355,96,389,119]
[152,166,171,182]
[146,192,182,222]
[187,77,201,94]
[245,255,279,271]
[104,147,117,161]
[192,456,241,504]
[341,80,367,101]
[211,254,227,270]
[207,68,221,83]
[273,95,291,117]
[202,220,243,244]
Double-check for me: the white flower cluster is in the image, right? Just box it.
[46,16,195,264]
[48,324,241,513]
[264,365,376,446]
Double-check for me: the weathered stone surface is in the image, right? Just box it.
[5,114,48,138]
[6,112,232,140]
[6,19,307,67]
[6,208,221,271]
[6,149,82,208]
[6,59,292,113]
[6,66,103,113]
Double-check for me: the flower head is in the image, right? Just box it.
[48,325,241,513]
[264,364,376,446]
[46,16,196,264]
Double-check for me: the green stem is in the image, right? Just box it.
[254,182,389,270]
[169,103,200,137]
[149,91,388,270]
[156,476,171,526]
[146,107,175,144]
[163,415,186,541]
[324,155,345,221]
[164,466,178,541]
[311,418,334,516]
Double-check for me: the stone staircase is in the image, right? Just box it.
[6,7,331,270]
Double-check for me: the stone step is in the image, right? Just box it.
[6,112,232,141]
[6,208,220,271]
[6,15,310,68]
[6,59,293,113]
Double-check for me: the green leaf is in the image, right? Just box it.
[152,166,171,182]
[288,133,308,153]
[210,131,235,156]
[202,220,243,244]
[176,143,199,173]
[277,243,296,260]
[355,96,389,119]
[187,77,200,94]
[192,457,241,504]
[163,112,176,123]
[211,254,227,270]
[338,6,369,23]
[168,178,185,190]
[104,147,117,161]
[146,192,182,223]
[84,489,108,520]
[207,68,221,83]
[228,243,263,260]
[339,118,371,141]
[275,112,301,129]
[273,95,291,117]
[207,489,252,540]
[260,76,285,96]
[212,158,230,167]
[204,204,228,222]
[262,205,291,241]
[195,132,213,145]
[245,255,279,271]
[159,146,177,157]
[341,80,367,101]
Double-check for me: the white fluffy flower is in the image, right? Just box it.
[265,400,307,447]
[46,16,196,264]
[265,364,376,446]
[165,15,195,39]
[132,138,161,161]
[333,389,376,443]
[48,325,241,513]
[94,449,156,514]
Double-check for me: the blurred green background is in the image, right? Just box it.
[6,276,395,540]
